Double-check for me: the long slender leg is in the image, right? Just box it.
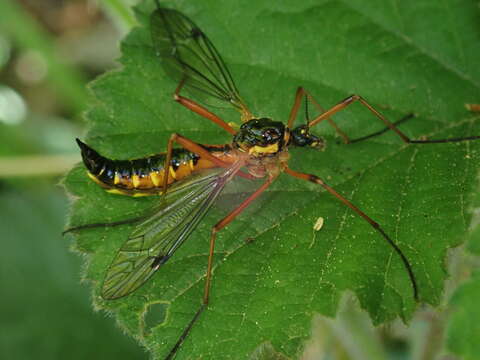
[162,132,228,193]
[161,132,253,193]
[62,215,147,235]
[284,166,418,301]
[164,305,206,360]
[348,113,415,144]
[203,175,276,303]
[308,94,480,144]
[466,104,480,112]
[174,79,237,135]
[164,175,277,360]
[70,136,253,233]
[287,87,349,142]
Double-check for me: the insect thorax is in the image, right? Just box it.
[233,118,287,157]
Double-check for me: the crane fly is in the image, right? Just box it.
[65,2,480,359]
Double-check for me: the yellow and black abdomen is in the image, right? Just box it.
[76,138,230,197]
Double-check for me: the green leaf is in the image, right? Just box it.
[64,0,480,359]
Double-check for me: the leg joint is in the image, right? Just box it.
[344,94,360,103]
[308,174,320,184]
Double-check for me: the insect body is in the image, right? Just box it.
[77,118,322,196]
[76,139,236,196]
[67,2,480,359]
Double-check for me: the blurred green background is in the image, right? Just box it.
[0,1,476,360]
[0,1,145,359]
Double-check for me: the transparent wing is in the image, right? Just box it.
[150,6,248,112]
[101,166,239,299]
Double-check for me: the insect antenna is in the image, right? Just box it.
[304,93,310,123]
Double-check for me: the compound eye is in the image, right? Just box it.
[298,125,308,134]
[263,128,279,140]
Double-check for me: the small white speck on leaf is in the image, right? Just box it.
[313,217,324,231]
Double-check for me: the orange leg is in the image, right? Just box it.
[307,94,480,144]
[284,166,418,301]
[466,104,480,112]
[161,132,253,193]
[174,79,237,135]
[68,136,253,234]
[287,87,349,142]
[203,175,277,303]
[164,175,277,360]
